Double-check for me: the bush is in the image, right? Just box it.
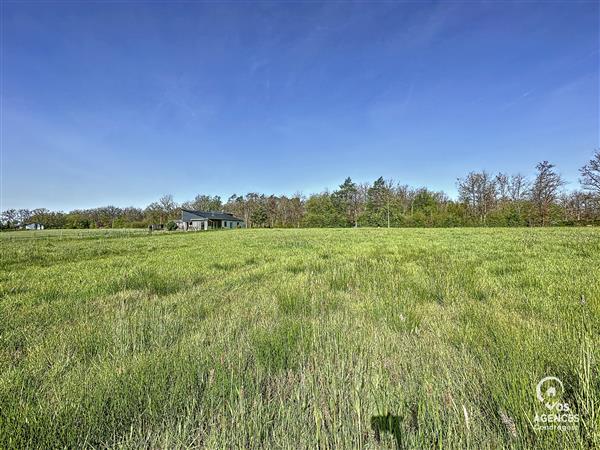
[166,221,178,231]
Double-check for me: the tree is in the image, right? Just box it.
[122,207,145,224]
[16,209,32,226]
[145,195,178,225]
[531,161,565,226]
[457,171,497,225]
[366,177,394,227]
[495,173,510,202]
[30,208,52,226]
[159,195,177,220]
[303,193,345,227]
[65,213,90,229]
[412,189,437,211]
[96,206,122,228]
[250,205,268,227]
[580,149,600,195]
[395,184,412,216]
[7,161,600,230]
[145,202,164,225]
[1,209,17,229]
[333,177,360,227]
[507,174,530,203]
[265,195,279,227]
[224,194,246,223]
[412,188,438,225]
[244,193,264,228]
[183,194,223,212]
[288,193,305,228]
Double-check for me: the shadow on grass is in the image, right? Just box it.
[371,414,402,448]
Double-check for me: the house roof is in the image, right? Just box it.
[181,209,244,222]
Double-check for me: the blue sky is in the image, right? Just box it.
[2,1,598,210]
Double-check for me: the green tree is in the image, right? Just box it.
[333,177,360,227]
[412,189,438,226]
[303,193,345,227]
[365,177,393,227]
[250,205,268,228]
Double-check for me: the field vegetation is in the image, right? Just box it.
[1,228,598,448]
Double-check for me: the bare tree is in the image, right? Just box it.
[158,194,177,218]
[579,149,600,195]
[457,171,497,224]
[507,174,530,203]
[145,195,178,225]
[1,209,17,228]
[16,209,32,226]
[560,191,598,223]
[504,173,530,215]
[531,161,565,226]
[495,173,510,202]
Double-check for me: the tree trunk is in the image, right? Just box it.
[387,201,390,228]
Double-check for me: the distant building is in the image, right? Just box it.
[179,210,244,231]
[24,223,44,230]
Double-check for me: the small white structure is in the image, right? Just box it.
[179,210,244,231]
[24,223,44,230]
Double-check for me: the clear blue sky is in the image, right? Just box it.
[2,1,598,211]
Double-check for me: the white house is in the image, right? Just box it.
[179,210,244,231]
[24,223,44,230]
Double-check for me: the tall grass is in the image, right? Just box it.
[0,228,598,448]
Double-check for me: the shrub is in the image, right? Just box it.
[166,221,178,231]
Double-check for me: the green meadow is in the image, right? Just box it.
[0,228,598,448]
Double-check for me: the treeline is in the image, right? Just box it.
[3,152,600,229]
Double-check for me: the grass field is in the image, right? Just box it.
[0,228,149,241]
[1,228,598,448]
